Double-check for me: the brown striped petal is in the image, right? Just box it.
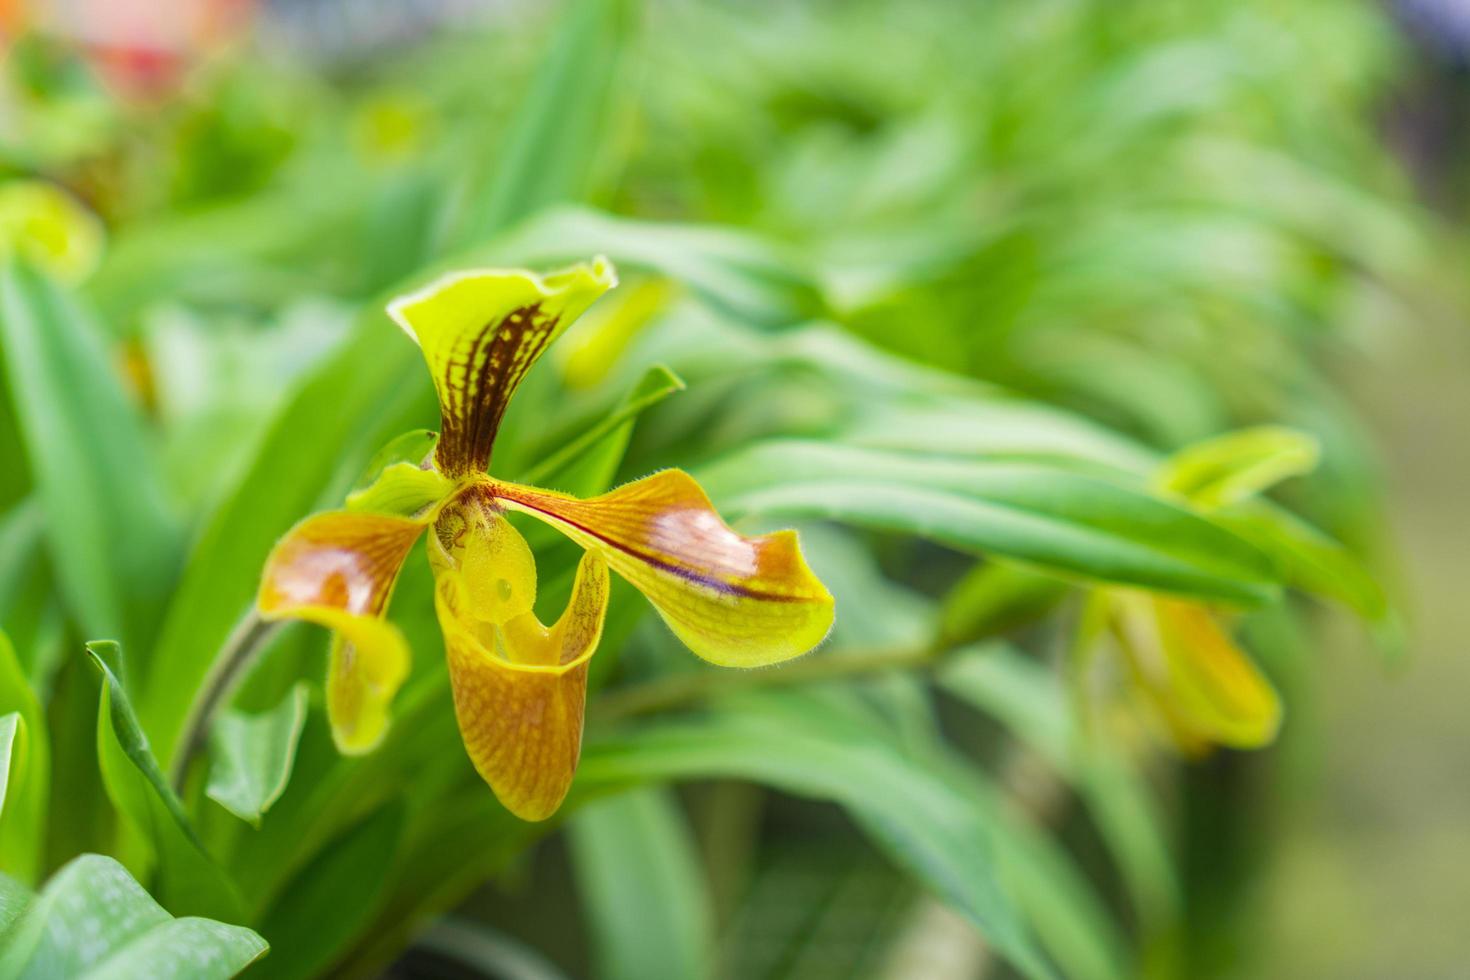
[387,259,616,477]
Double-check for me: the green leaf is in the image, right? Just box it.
[581,690,1053,980]
[798,523,935,652]
[939,561,1070,648]
[947,758,1130,980]
[0,714,21,823]
[568,788,712,980]
[845,395,1159,474]
[698,441,1280,604]
[0,872,29,937]
[319,787,538,977]
[939,647,1073,767]
[485,207,823,326]
[0,853,265,980]
[0,498,67,697]
[0,499,42,615]
[410,920,573,979]
[253,800,405,980]
[467,0,629,239]
[0,261,180,650]
[938,645,1180,930]
[0,632,45,884]
[1157,426,1320,509]
[205,683,309,826]
[88,641,243,921]
[88,642,200,850]
[0,714,37,889]
[520,363,685,491]
[1216,502,1390,625]
[86,174,370,323]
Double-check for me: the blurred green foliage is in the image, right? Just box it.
[0,0,1446,977]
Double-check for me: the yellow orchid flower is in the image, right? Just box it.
[0,181,104,284]
[1078,428,1310,755]
[255,258,835,820]
[1097,589,1280,753]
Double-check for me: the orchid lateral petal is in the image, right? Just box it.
[1114,593,1281,749]
[322,612,410,754]
[387,258,617,476]
[257,512,426,753]
[495,470,834,668]
[258,512,425,618]
[436,551,610,821]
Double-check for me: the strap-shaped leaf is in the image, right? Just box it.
[253,801,404,980]
[0,711,43,891]
[580,688,1054,980]
[939,644,1180,932]
[0,631,45,885]
[697,441,1280,605]
[88,642,202,850]
[568,788,712,980]
[88,640,244,922]
[0,261,181,651]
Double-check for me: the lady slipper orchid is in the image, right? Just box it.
[255,258,835,820]
[1099,589,1281,753]
[1078,430,1293,755]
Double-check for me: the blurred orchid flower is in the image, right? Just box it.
[256,258,834,819]
[1091,589,1281,753]
[0,180,103,283]
[1081,427,1316,753]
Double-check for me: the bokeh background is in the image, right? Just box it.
[2,1,1468,978]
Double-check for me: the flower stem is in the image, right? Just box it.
[169,610,283,792]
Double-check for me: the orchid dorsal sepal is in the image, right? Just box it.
[386,257,618,477]
[255,256,834,821]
